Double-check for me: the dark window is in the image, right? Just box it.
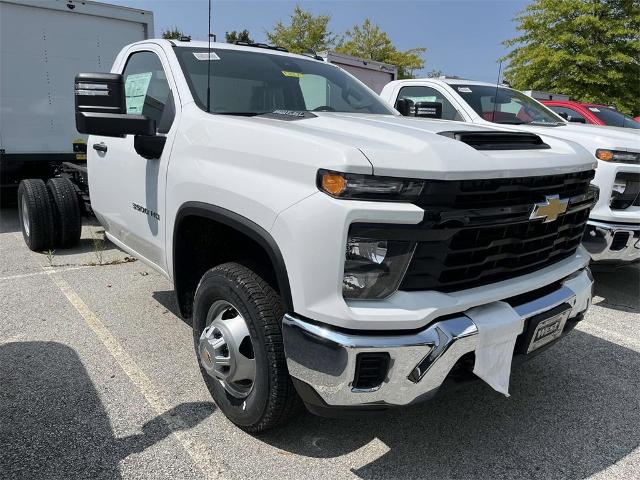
[548,106,587,122]
[174,47,393,115]
[397,85,463,121]
[122,51,174,130]
[586,106,640,129]
[454,84,563,126]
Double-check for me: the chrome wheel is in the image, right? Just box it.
[198,300,256,398]
[21,196,30,237]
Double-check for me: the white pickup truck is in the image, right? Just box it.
[380,79,640,264]
[18,40,597,432]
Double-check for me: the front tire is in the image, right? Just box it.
[192,263,301,432]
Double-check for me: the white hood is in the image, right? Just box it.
[255,112,597,180]
[493,122,640,154]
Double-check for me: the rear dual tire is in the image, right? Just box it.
[17,177,81,252]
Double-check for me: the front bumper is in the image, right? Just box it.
[583,220,640,263]
[283,268,593,409]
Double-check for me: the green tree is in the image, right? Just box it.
[225,29,254,44]
[336,19,426,79]
[266,5,334,53]
[503,0,640,115]
[161,27,186,40]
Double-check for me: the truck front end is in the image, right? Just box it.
[271,124,598,414]
[583,147,640,264]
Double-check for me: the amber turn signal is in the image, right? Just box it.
[320,172,347,196]
[595,149,614,161]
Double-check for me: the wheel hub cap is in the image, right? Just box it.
[198,300,255,398]
[21,196,30,237]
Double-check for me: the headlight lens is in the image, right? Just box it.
[343,235,416,299]
[595,149,639,164]
[318,169,425,201]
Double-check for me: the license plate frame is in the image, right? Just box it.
[525,305,572,354]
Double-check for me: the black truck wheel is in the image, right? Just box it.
[193,262,302,432]
[17,179,55,252]
[47,177,82,248]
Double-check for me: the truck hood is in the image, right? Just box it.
[255,112,596,180]
[497,122,640,154]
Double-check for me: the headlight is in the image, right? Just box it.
[595,149,639,164]
[318,169,425,201]
[343,234,416,299]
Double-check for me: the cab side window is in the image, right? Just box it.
[397,85,463,121]
[122,51,174,132]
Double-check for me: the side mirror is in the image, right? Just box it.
[567,116,586,124]
[75,73,155,137]
[395,98,411,116]
[414,101,442,119]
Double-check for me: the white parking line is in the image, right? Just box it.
[0,265,94,281]
[46,271,227,480]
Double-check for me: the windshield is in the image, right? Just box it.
[453,84,565,126]
[586,106,640,129]
[175,47,394,116]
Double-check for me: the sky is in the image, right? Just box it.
[105,0,530,82]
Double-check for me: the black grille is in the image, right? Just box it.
[398,170,596,293]
[352,353,390,390]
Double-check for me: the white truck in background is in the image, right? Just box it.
[380,78,640,264]
[0,0,153,186]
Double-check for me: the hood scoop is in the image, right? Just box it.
[438,131,550,151]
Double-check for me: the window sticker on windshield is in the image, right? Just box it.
[458,87,472,93]
[588,107,600,112]
[282,71,304,78]
[125,72,152,114]
[193,52,220,61]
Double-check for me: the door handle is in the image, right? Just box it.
[93,142,107,153]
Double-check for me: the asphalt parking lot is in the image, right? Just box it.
[1,204,639,480]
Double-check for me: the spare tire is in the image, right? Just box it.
[17,179,55,252]
[47,177,82,248]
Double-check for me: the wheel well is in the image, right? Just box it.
[173,207,292,319]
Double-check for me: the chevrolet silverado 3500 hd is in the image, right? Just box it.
[18,40,597,432]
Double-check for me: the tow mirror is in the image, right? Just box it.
[395,98,411,116]
[414,101,442,119]
[75,73,155,137]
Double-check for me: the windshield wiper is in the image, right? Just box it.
[524,121,565,126]
[214,112,266,117]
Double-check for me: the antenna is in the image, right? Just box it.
[206,0,212,113]
[491,60,502,123]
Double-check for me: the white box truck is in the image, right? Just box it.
[319,51,397,94]
[0,0,153,186]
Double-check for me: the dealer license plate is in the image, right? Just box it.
[526,307,571,354]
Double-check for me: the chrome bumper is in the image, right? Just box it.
[282,268,593,408]
[583,220,640,263]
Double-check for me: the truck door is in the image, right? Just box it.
[89,47,178,274]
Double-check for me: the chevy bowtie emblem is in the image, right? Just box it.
[530,195,568,223]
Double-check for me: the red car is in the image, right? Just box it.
[541,100,640,129]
